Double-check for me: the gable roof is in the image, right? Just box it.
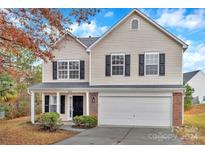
[78,37,99,47]
[183,70,200,83]
[51,31,88,49]
[86,9,188,51]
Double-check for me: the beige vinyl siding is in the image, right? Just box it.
[43,37,89,83]
[90,12,183,85]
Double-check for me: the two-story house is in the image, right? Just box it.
[29,9,188,127]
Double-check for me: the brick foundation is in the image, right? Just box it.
[89,92,98,116]
[173,92,183,126]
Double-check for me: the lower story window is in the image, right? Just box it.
[50,96,57,112]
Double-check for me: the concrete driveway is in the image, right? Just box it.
[55,127,182,145]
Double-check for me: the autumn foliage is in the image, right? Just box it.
[0,8,99,76]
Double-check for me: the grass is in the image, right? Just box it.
[175,104,205,144]
[0,116,77,145]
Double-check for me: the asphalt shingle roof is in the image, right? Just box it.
[78,37,99,47]
[183,70,200,83]
[29,82,183,90]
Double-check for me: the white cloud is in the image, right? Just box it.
[183,43,205,72]
[156,9,205,30]
[70,20,108,37]
[104,11,114,18]
[177,35,192,45]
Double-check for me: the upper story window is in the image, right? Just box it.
[111,54,125,75]
[145,52,159,75]
[131,19,139,30]
[57,60,80,79]
[69,61,80,79]
[58,62,68,79]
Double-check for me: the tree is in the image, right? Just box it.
[0,73,17,103]
[0,8,99,76]
[184,84,194,111]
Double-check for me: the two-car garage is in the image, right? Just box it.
[98,93,172,127]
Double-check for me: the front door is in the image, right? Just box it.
[73,96,83,117]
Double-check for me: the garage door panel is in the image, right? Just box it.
[99,96,171,127]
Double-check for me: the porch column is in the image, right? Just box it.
[56,92,60,114]
[31,91,35,124]
[42,93,45,113]
[86,92,89,115]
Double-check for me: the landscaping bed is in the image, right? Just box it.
[0,116,77,145]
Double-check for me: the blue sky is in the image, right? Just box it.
[61,8,205,73]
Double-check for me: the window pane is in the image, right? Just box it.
[145,54,158,65]
[112,66,124,75]
[146,65,158,75]
[132,20,138,29]
[69,70,79,79]
[69,61,79,69]
[50,105,57,112]
[112,55,124,64]
[50,96,57,112]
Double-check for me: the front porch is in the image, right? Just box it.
[30,91,98,124]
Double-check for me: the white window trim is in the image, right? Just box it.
[130,18,140,30]
[111,53,125,76]
[57,60,80,80]
[144,52,159,76]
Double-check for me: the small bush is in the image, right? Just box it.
[184,97,192,111]
[184,84,193,111]
[38,112,63,132]
[73,115,97,128]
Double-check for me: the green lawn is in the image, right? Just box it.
[185,113,205,129]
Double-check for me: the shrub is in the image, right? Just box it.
[73,115,97,128]
[184,97,192,111]
[184,84,194,111]
[38,112,63,132]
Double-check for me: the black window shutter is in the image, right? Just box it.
[52,61,57,80]
[60,95,65,114]
[139,54,144,76]
[45,95,49,112]
[80,60,85,79]
[105,55,111,76]
[159,53,165,76]
[125,55,130,76]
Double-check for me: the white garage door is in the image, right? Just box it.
[99,96,172,127]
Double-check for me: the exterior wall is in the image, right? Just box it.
[188,71,205,103]
[173,92,183,126]
[90,12,183,85]
[43,37,89,83]
[89,92,98,116]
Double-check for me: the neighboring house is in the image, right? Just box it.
[183,70,205,104]
[29,9,188,127]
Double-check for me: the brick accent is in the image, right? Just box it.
[89,92,98,116]
[173,92,183,126]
